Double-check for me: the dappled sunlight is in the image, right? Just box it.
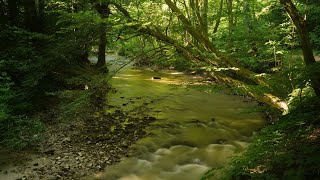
[307,128,320,142]
[213,67,240,72]
[150,78,184,85]
[112,76,132,80]
[263,93,288,113]
[249,165,267,174]
[2,0,319,179]
[119,74,142,77]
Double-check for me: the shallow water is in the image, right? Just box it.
[98,58,264,180]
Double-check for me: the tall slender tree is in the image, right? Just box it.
[280,0,320,95]
[213,0,224,34]
[94,2,111,68]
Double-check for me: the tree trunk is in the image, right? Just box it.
[23,0,37,31]
[165,0,215,53]
[95,3,111,68]
[211,72,288,112]
[227,0,234,48]
[213,0,224,34]
[96,24,107,67]
[201,0,209,36]
[189,0,196,25]
[8,0,19,26]
[38,0,45,32]
[280,0,320,96]
[243,0,253,33]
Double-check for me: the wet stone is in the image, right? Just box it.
[216,139,227,144]
[44,149,55,155]
[63,137,71,143]
[33,163,39,166]
[62,165,70,172]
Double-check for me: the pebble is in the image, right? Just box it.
[6,103,154,179]
[63,137,71,143]
[62,165,70,171]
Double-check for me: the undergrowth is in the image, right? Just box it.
[202,96,320,179]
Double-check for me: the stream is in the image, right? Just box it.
[94,55,264,180]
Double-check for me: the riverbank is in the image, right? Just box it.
[0,65,161,180]
[0,62,267,180]
[0,91,157,180]
[202,96,320,179]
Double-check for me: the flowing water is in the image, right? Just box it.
[96,56,264,180]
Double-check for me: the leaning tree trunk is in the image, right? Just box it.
[164,0,270,86]
[112,2,288,113]
[280,0,320,96]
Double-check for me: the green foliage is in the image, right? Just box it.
[0,0,107,149]
[0,69,44,149]
[211,96,320,180]
[0,28,48,113]
[53,66,111,122]
[0,116,44,149]
[0,71,12,121]
[304,1,320,51]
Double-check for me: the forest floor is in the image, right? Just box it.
[0,102,157,180]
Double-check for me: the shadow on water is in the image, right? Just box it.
[92,55,264,180]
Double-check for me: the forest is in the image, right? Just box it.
[0,0,320,179]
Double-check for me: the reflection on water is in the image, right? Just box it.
[98,58,264,180]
